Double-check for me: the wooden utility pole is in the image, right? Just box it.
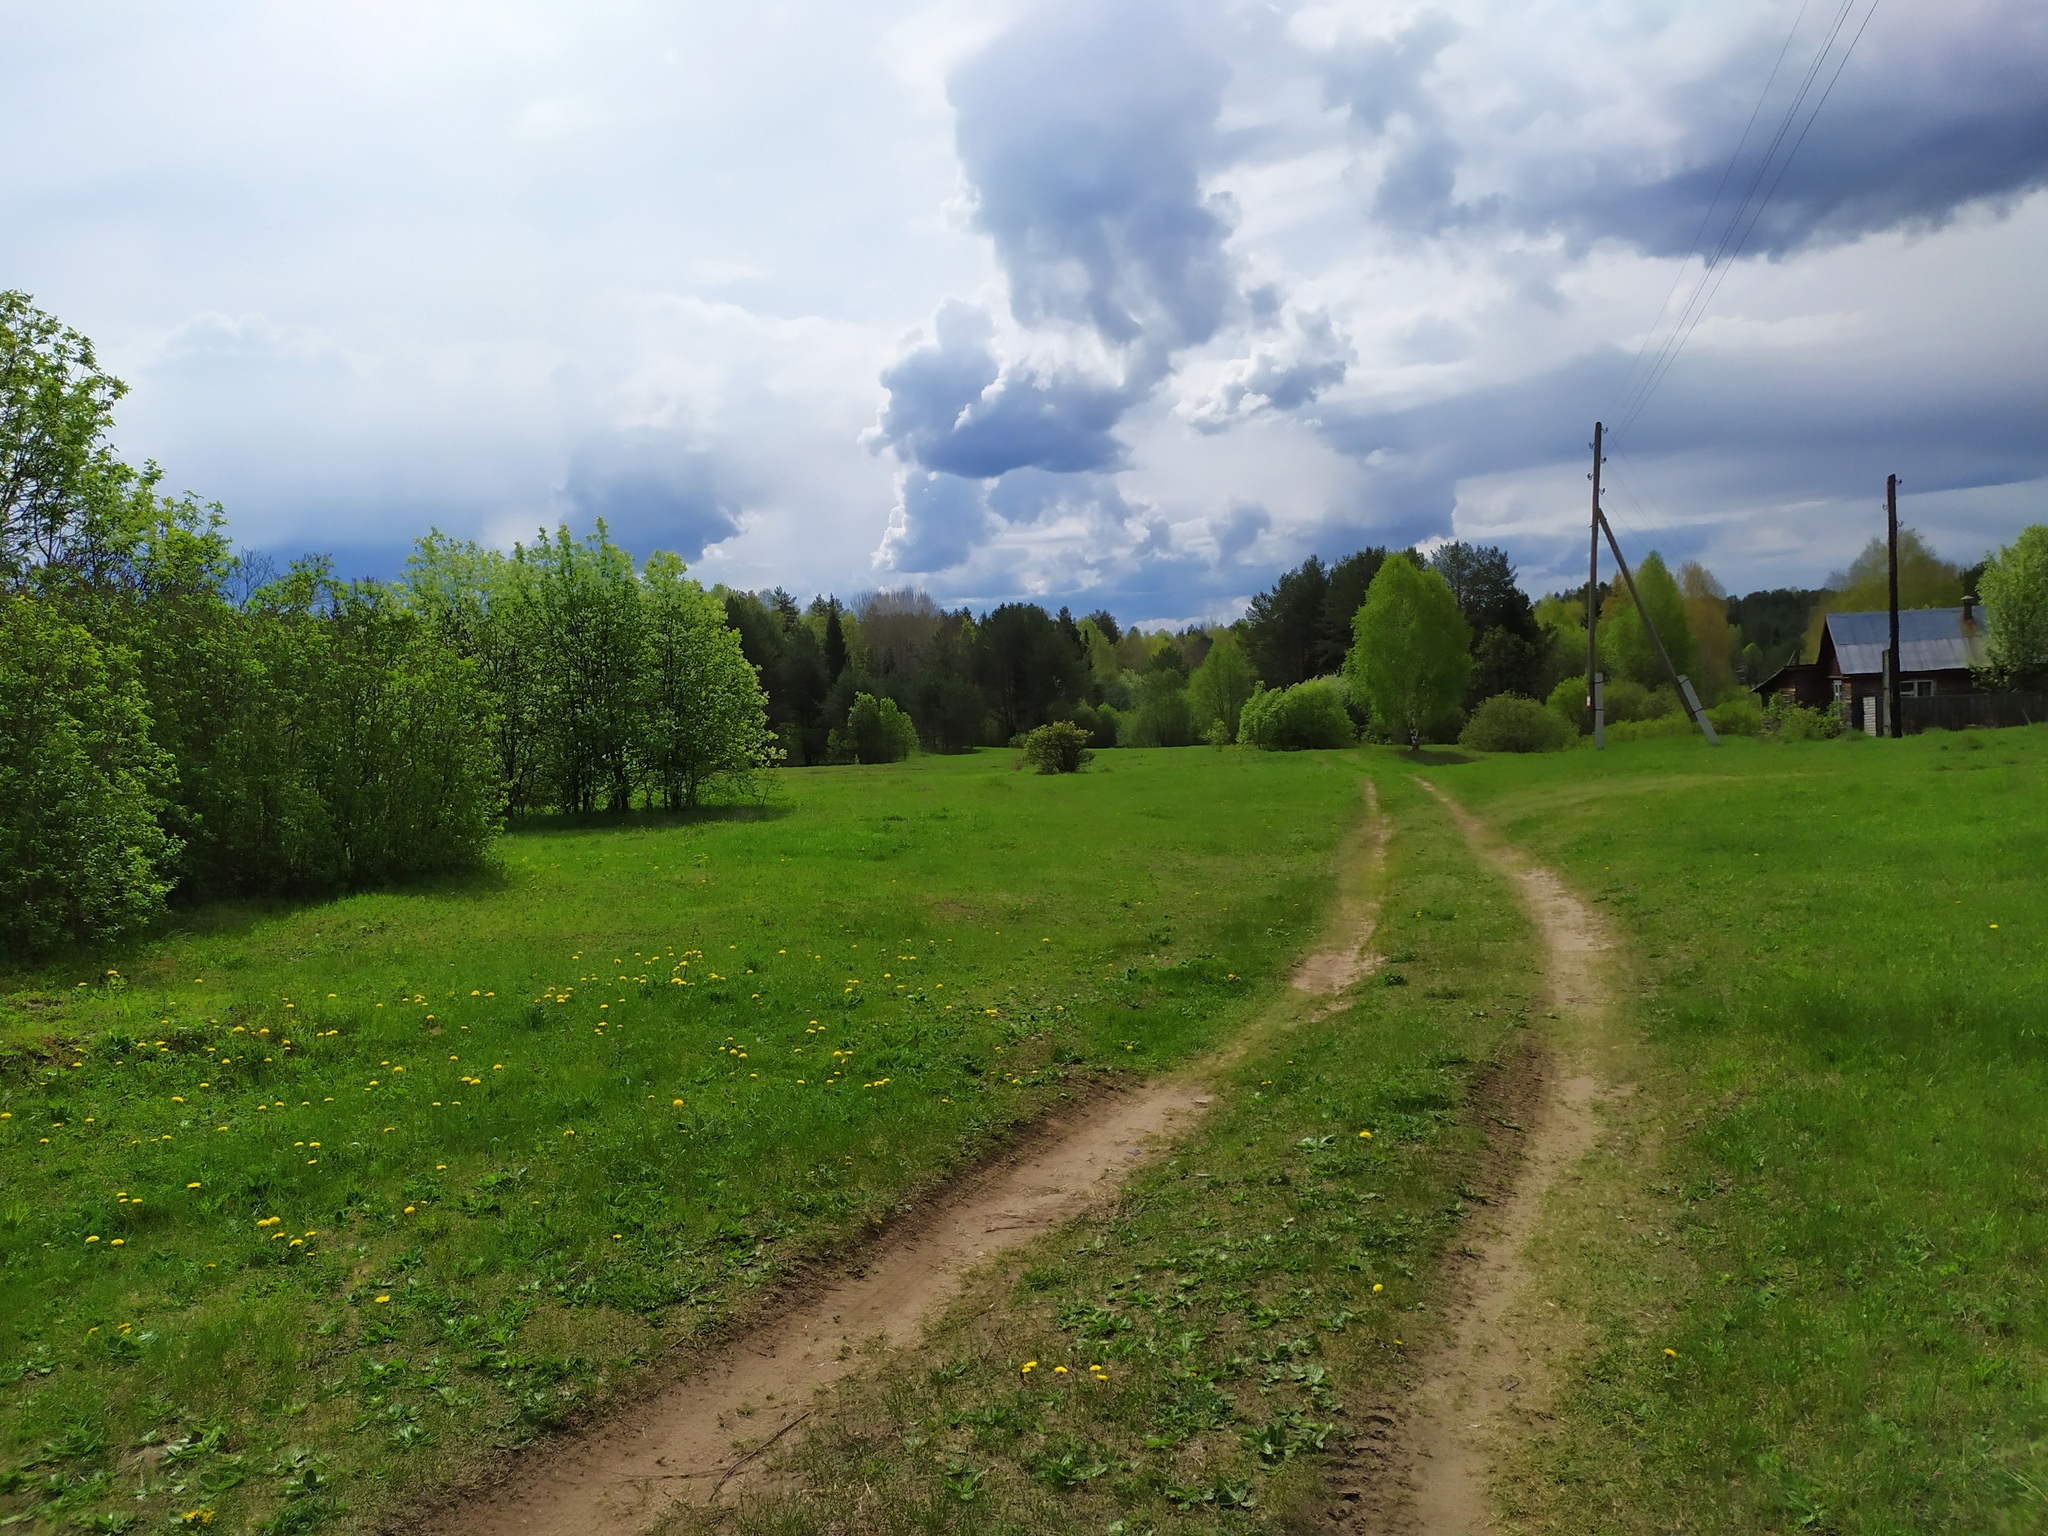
[1588,422,1604,749]
[1887,472,1902,738]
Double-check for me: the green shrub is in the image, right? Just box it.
[0,595,179,954]
[1020,720,1094,773]
[1458,693,1575,752]
[1708,695,1762,736]
[1238,678,1356,751]
[838,691,919,764]
[1548,675,1589,734]
[1762,695,1844,741]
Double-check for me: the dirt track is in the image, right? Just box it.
[1363,778,1619,1536]
[428,1083,1206,1536]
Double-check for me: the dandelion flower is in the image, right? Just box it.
[86,1235,100,1243]
[1358,1130,1373,1139]
[1021,1361,1037,1374]
[1053,1365,1067,1374]
[374,1295,390,1304]
[1664,1348,1678,1357]
[188,1182,201,1189]
[110,1238,125,1247]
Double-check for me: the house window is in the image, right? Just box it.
[1900,679,1934,698]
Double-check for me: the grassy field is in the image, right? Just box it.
[0,749,1367,1535]
[1449,726,2048,1534]
[11,726,2046,1536]
[683,769,1542,1535]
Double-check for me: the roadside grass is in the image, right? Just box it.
[679,767,1545,1536]
[0,748,1364,1535]
[1449,726,2048,1534]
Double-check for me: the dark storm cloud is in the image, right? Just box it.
[951,0,1238,354]
[871,0,1258,486]
[1210,502,1271,559]
[562,434,742,563]
[875,470,994,574]
[1324,3,2048,259]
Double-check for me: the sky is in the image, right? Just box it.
[4,0,2045,623]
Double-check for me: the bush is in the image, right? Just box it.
[1238,678,1356,751]
[837,691,919,764]
[1019,720,1094,773]
[1458,694,1575,752]
[1548,675,1589,734]
[0,596,179,954]
[1762,695,1844,741]
[1708,695,1762,736]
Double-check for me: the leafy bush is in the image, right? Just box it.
[1020,720,1094,773]
[1548,675,1589,734]
[1238,678,1356,751]
[1708,695,1762,735]
[836,691,919,764]
[1762,695,1844,741]
[0,595,179,954]
[1458,693,1574,752]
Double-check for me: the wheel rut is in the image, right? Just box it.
[428,781,1392,1536]
[1334,777,1623,1536]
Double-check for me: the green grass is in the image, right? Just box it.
[0,749,1366,1535]
[680,769,1544,1535]
[1448,726,2048,1534]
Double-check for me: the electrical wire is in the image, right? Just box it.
[1609,0,1883,443]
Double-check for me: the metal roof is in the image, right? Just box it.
[1824,607,1988,677]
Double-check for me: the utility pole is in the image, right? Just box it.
[1886,472,1902,739]
[1581,420,1718,746]
[1588,422,1604,749]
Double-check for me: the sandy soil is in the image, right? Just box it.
[424,1084,1206,1536]
[1324,778,1621,1536]
[424,779,1395,1536]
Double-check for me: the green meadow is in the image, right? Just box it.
[6,727,2048,1535]
[1451,727,2048,1533]
[0,749,1364,1533]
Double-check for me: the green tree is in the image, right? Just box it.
[1978,524,2048,690]
[1598,551,1692,689]
[1805,528,1962,657]
[1186,630,1255,741]
[1344,553,1471,745]
[0,595,178,952]
[637,552,776,805]
[404,531,545,811]
[1236,677,1355,750]
[520,523,644,811]
[836,690,919,765]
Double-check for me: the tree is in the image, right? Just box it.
[837,691,919,764]
[519,522,644,811]
[1187,630,1256,742]
[1978,524,2048,690]
[639,552,777,807]
[0,291,132,589]
[1345,553,1471,745]
[1237,678,1355,750]
[1806,528,1961,656]
[1599,551,1693,689]
[821,599,848,681]
[974,602,1084,739]
[1678,561,1740,702]
[1242,555,1328,686]
[0,595,178,953]
[1317,549,1394,673]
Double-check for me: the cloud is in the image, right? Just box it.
[1210,502,1271,560]
[870,0,1252,490]
[1178,308,1354,431]
[874,470,994,574]
[1309,1,2048,259]
[561,434,742,563]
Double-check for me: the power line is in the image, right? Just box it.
[1609,0,1883,442]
